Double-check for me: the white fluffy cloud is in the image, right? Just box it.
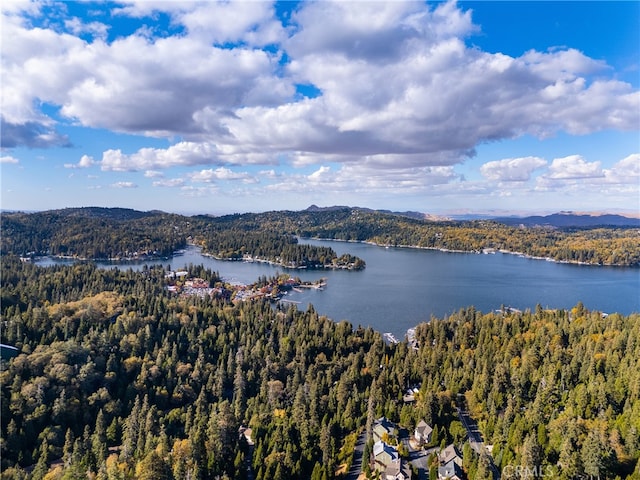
[605,154,640,183]
[152,178,185,188]
[101,143,222,171]
[480,157,547,182]
[60,37,286,137]
[177,2,285,46]
[110,181,138,189]
[64,17,109,41]
[188,167,257,184]
[64,154,96,169]
[1,5,290,142]
[530,154,640,200]
[179,185,219,198]
[545,155,603,180]
[472,153,640,206]
[112,0,285,47]
[100,141,283,172]
[2,0,639,209]
[261,163,460,196]
[4,1,638,157]
[0,155,19,164]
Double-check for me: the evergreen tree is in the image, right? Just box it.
[92,409,108,465]
[135,450,172,480]
[31,439,50,480]
[581,428,615,479]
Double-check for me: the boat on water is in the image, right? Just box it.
[383,332,399,344]
[1,344,19,360]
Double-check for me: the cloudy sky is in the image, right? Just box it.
[1,0,639,215]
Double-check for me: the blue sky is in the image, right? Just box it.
[1,1,638,216]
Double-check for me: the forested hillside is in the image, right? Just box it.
[1,256,639,479]
[2,207,639,266]
[0,208,188,260]
[290,208,640,266]
[0,209,365,270]
[412,305,640,479]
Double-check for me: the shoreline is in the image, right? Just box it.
[27,237,636,269]
[300,236,636,268]
[198,248,364,271]
[25,253,172,264]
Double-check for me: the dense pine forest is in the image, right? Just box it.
[2,207,639,266]
[0,208,365,270]
[0,209,188,261]
[1,254,639,479]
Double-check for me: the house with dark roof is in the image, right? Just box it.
[439,444,463,467]
[437,444,464,480]
[374,440,399,468]
[438,459,463,480]
[373,416,397,443]
[372,440,412,480]
[414,419,433,445]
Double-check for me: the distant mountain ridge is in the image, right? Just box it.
[494,212,640,228]
[7,205,639,227]
[305,205,640,226]
[305,204,435,221]
[46,207,165,220]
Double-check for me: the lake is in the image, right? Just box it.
[36,239,640,340]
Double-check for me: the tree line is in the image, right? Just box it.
[0,208,188,260]
[3,207,639,267]
[0,209,366,270]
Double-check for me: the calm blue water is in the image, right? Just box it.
[36,239,640,339]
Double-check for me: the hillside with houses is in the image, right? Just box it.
[361,415,484,480]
